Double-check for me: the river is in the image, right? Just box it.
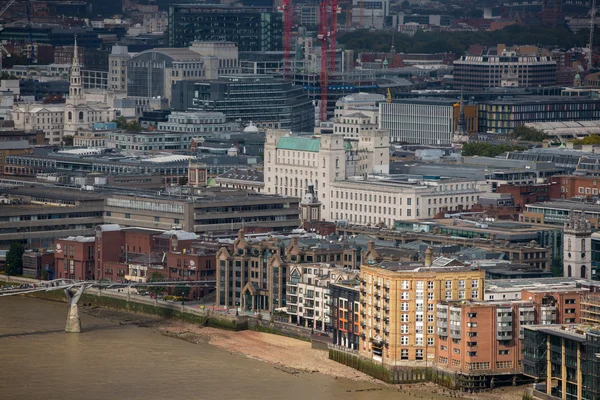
[0,297,448,400]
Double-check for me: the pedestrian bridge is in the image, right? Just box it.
[0,279,216,332]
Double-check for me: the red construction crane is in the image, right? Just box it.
[329,0,340,74]
[278,0,292,78]
[318,0,329,121]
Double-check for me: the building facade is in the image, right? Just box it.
[379,99,477,145]
[453,52,557,91]
[523,325,600,400]
[359,257,485,365]
[563,214,593,279]
[171,76,314,133]
[331,280,361,350]
[168,5,283,52]
[286,264,357,330]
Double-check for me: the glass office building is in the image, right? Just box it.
[172,75,315,133]
[168,4,283,52]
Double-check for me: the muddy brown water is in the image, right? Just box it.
[0,296,453,400]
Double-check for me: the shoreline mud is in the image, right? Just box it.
[81,305,525,400]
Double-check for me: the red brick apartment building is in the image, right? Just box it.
[496,183,560,210]
[434,288,585,391]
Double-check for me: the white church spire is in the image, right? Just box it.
[69,34,83,101]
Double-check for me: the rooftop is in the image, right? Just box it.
[276,136,320,152]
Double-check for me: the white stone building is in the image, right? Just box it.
[264,126,490,227]
[563,214,592,279]
[10,36,115,144]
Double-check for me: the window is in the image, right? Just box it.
[471,280,479,288]
[401,280,409,289]
[401,325,409,334]
[499,350,510,355]
[401,337,409,345]
[467,322,477,328]
[427,314,434,322]
[401,314,409,322]
[427,337,434,346]
[445,291,452,300]
[125,213,131,219]
[401,303,409,311]
[445,280,452,289]
[401,292,409,300]
[427,281,434,290]
[401,349,409,360]
[467,351,477,357]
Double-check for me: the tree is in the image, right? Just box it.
[147,272,166,298]
[62,135,74,146]
[550,257,563,277]
[114,117,142,132]
[511,126,548,142]
[462,142,525,157]
[5,242,25,276]
[572,135,600,145]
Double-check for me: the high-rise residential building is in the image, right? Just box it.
[168,4,283,52]
[358,253,485,365]
[171,76,314,132]
[453,51,557,90]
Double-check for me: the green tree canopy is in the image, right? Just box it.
[462,142,525,157]
[511,126,548,142]
[572,135,600,145]
[147,272,166,298]
[550,257,563,277]
[6,242,25,276]
[114,117,142,132]
[62,135,74,146]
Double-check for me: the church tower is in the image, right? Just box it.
[563,213,592,279]
[452,88,469,148]
[300,183,322,230]
[63,35,88,139]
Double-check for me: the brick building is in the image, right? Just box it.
[550,175,600,200]
[435,287,585,390]
[496,182,560,210]
[359,253,485,366]
[54,236,95,280]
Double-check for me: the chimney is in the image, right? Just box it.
[237,229,244,241]
[424,247,433,267]
[368,240,375,252]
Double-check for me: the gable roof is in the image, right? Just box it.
[276,136,320,152]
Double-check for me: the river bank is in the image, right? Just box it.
[81,306,525,400]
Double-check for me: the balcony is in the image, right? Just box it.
[437,311,448,319]
[450,329,462,339]
[304,300,315,309]
[287,281,298,288]
[286,296,297,305]
[375,282,381,289]
[496,332,513,341]
[437,327,448,336]
[437,320,448,329]
[374,314,381,321]
[497,314,513,323]
[374,290,381,299]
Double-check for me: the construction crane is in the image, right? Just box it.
[318,0,328,121]
[589,0,596,69]
[329,0,340,74]
[277,0,292,79]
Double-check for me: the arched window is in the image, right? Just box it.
[68,111,72,121]
[568,239,572,252]
[582,239,586,252]
[567,265,572,277]
[581,265,587,279]
[79,111,84,121]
